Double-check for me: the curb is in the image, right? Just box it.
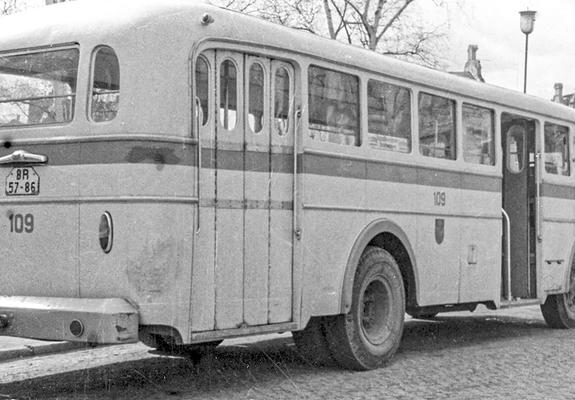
[0,341,85,362]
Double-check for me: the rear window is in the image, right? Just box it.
[0,47,79,127]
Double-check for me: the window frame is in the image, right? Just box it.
[88,45,120,123]
[307,64,361,147]
[462,103,495,166]
[417,92,457,160]
[366,78,412,154]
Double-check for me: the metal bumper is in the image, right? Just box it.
[0,296,139,344]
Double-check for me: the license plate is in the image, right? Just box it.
[5,167,40,196]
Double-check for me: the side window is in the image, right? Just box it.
[505,123,526,174]
[90,46,119,122]
[462,104,495,165]
[418,93,456,160]
[308,65,359,146]
[544,122,570,176]
[219,59,237,130]
[195,56,209,126]
[274,67,291,136]
[367,79,411,153]
[248,63,264,134]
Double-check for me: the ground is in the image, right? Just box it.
[1,305,575,399]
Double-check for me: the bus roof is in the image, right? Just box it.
[1,0,574,124]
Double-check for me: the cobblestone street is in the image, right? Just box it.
[2,306,575,399]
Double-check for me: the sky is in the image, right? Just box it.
[16,0,575,101]
[436,0,575,99]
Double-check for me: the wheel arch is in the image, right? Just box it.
[340,218,418,314]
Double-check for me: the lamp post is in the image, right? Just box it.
[519,10,537,93]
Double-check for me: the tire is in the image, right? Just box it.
[292,316,336,366]
[325,246,405,370]
[541,262,575,329]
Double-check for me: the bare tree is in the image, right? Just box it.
[1,0,19,15]
[214,0,451,67]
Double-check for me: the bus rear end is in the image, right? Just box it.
[0,4,198,345]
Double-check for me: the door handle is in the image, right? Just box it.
[0,150,48,164]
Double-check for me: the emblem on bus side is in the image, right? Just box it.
[435,218,445,244]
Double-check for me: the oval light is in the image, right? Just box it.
[99,212,113,253]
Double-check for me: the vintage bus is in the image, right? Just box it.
[0,0,574,371]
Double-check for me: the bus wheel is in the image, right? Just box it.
[326,246,405,370]
[292,316,335,366]
[541,263,575,329]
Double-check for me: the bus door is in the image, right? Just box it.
[501,113,538,299]
[192,50,294,331]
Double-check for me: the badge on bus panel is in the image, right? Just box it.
[435,218,445,245]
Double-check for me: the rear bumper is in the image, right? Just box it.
[0,296,139,344]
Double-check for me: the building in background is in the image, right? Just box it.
[450,44,485,83]
[551,83,575,108]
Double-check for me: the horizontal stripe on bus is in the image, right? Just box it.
[201,148,293,173]
[0,196,198,205]
[0,140,197,166]
[300,153,502,192]
[200,198,293,210]
[541,183,575,200]
[303,203,502,220]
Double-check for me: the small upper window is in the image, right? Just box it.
[248,63,264,134]
[418,93,456,160]
[367,79,411,153]
[195,56,210,126]
[91,47,119,122]
[544,122,570,176]
[219,59,237,131]
[308,65,359,146]
[462,104,495,165]
[274,67,291,136]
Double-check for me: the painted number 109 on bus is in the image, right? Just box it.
[5,167,40,196]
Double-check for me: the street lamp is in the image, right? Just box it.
[519,10,537,93]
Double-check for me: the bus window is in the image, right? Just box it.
[506,124,526,173]
[418,93,456,160]
[195,56,209,126]
[219,59,237,130]
[367,79,411,153]
[274,67,290,136]
[308,65,359,146]
[544,122,570,176]
[91,46,119,122]
[462,104,495,165]
[0,47,78,127]
[248,63,264,134]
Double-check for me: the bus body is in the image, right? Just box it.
[0,0,574,369]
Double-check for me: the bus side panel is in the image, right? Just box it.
[215,169,245,330]
[79,202,194,334]
[0,162,80,297]
[77,163,195,340]
[1,204,79,296]
[191,162,216,332]
[540,194,574,293]
[243,165,270,326]
[457,185,501,303]
[301,170,368,318]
